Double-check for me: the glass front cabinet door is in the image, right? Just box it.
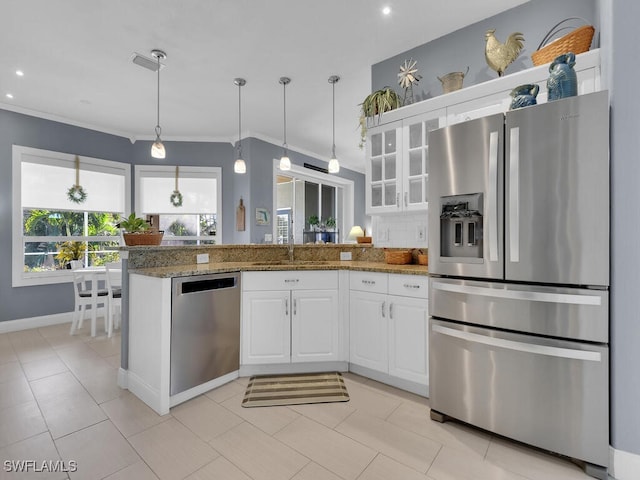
[402,110,445,211]
[366,121,402,214]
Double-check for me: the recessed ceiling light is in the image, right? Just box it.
[382,6,391,15]
[6,93,14,99]
[16,70,24,77]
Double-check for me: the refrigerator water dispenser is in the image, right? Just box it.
[440,193,483,260]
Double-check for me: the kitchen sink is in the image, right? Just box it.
[250,260,332,266]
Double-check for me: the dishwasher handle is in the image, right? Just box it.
[179,275,238,295]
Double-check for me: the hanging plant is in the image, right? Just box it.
[67,155,87,204]
[170,166,183,207]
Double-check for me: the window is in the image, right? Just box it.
[272,161,354,244]
[135,165,222,246]
[12,146,130,287]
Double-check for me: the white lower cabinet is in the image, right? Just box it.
[242,290,290,364]
[291,289,339,363]
[241,271,340,365]
[349,290,388,372]
[350,271,429,389]
[388,294,429,384]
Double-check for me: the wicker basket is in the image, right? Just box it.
[532,19,595,66]
[384,249,413,265]
[123,231,164,246]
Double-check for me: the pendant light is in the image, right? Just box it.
[150,49,166,159]
[328,75,340,173]
[279,76,291,171]
[234,78,247,174]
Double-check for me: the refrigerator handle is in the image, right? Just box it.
[488,130,499,262]
[509,127,520,263]
[432,324,602,362]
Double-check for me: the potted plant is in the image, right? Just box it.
[307,215,320,231]
[56,241,86,269]
[325,216,337,231]
[119,212,163,246]
[359,86,401,148]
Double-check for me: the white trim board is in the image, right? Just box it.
[0,312,72,334]
[610,446,640,480]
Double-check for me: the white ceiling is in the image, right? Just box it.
[0,0,526,172]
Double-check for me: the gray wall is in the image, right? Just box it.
[0,111,364,322]
[371,0,640,460]
[0,110,133,322]
[372,0,597,102]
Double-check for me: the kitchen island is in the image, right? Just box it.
[121,245,428,414]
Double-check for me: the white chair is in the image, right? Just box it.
[105,261,122,338]
[70,270,109,337]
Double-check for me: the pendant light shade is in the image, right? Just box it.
[279,77,292,171]
[328,75,340,173]
[234,78,247,174]
[150,50,166,159]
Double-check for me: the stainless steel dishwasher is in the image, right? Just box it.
[170,272,240,396]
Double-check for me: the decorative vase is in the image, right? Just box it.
[509,83,540,110]
[547,52,577,101]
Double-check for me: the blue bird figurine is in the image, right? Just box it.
[509,84,539,110]
[547,52,577,101]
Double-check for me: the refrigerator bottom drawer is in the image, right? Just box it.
[429,318,609,467]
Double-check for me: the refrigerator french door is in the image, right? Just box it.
[427,91,609,479]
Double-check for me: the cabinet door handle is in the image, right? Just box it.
[381,301,386,318]
[404,192,408,207]
[284,279,299,283]
[396,192,400,207]
[362,279,376,286]
[285,298,289,316]
[403,284,421,289]
[389,302,394,319]
[293,299,297,315]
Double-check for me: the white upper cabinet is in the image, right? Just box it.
[366,109,446,215]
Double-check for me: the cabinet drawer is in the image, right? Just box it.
[388,274,428,299]
[242,270,338,291]
[349,271,388,294]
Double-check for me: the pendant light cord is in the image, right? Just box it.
[332,80,336,157]
[282,81,287,150]
[156,55,161,135]
[238,82,242,157]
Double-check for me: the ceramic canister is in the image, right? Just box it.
[547,52,577,101]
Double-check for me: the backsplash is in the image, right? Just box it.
[371,212,428,248]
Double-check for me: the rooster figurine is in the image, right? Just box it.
[484,29,525,77]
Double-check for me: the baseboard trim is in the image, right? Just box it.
[610,446,640,479]
[0,312,73,333]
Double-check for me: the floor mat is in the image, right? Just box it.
[242,372,349,408]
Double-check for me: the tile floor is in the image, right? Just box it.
[0,322,601,480]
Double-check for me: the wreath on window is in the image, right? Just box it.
[170,190,183,207]
[67,184,87,204]
[170,166,183,207]
[67,156,87,204]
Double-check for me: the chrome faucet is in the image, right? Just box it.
[288,236,294,262]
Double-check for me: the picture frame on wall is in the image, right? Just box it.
[255,207,270,226]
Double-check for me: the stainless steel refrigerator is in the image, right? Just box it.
[427,91,609,478]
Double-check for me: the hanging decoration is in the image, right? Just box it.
[398,58,422,105]
[66,155,87,204]
[170,165,183,207]
[236,197,246,231]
